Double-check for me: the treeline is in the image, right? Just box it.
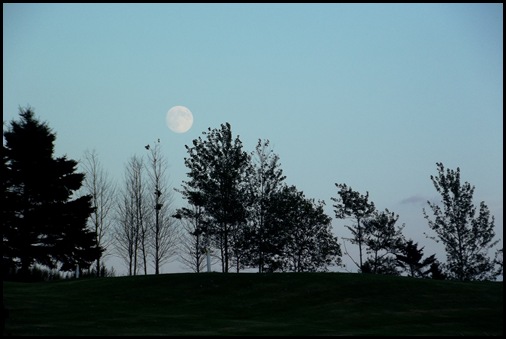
[2,108,503,281]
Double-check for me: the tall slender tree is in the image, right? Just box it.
[175,204,208,273]
[423,162,500,281]
[243,139,286,272]
[80,149,116,276]
[115,155,149,275]
[115,188,137,276]
[175,190,213,273]
[145,139,178,274]
[3,107,101,275]
[331,183,376,272]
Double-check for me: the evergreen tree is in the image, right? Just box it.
[2,107,101,274]
[395,239,439,278]
[423,162,500,281]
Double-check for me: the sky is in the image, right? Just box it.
[3,3,503,276]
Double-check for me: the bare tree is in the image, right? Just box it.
[80,149,116,276]
[145,140,179,274]
[115,190,137,276]
[115,155,149,275]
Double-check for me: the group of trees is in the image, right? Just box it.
[331,164,502,281]
[84,140,179,276]
[176,123,342,273]
[2,108,503,281]
[332,184,443,278]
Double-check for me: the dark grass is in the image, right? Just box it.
[3,272,503,336]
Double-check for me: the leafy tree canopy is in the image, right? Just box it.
[423,162,500,281]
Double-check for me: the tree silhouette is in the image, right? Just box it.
[423,162,500,281]
[174,202,210,273]
[395,239,439,278]
[242,139,286,272]
[145,139,179,274]
[2,107,101,275]
[115,155,149,275]
[361,209,405,275]
[181,122,250,272]
[331,183,376,272]
[265,185,342,272]
[80,149,116,277]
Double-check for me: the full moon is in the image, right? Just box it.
[166,106,193,133]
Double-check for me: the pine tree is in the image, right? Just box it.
[3,107,102,274]
[395,239,438,278]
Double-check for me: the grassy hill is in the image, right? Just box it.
[3,272,503,336]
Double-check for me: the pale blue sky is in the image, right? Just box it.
[3,3,503,275]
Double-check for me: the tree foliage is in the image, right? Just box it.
[178,124,342,273]
[331,184,376,271]
[242,139,286,272]
[423,162,500,281]
[395,239,440,278]
[257,185,342,272]
[361,209,405,275]
[181,123,250,272]
[2,107,101,274]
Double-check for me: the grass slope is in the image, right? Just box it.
[3,272,503,336]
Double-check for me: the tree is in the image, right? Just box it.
[331,184,376,271]
[80,149,116,277]
[423,162,500,281]
[175,190,213,273]
[243,139,286,272]
[175,204,208,273]
[181,123,250,272]
[115,189,137,276]
[361,209,405,275]
[2,130,17,276]
[2,107,101,274]
[115,155,149,275]
[145,139,179,274]
[264,185,342,272]
[395,239,439,278]
[492,248,503,279]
